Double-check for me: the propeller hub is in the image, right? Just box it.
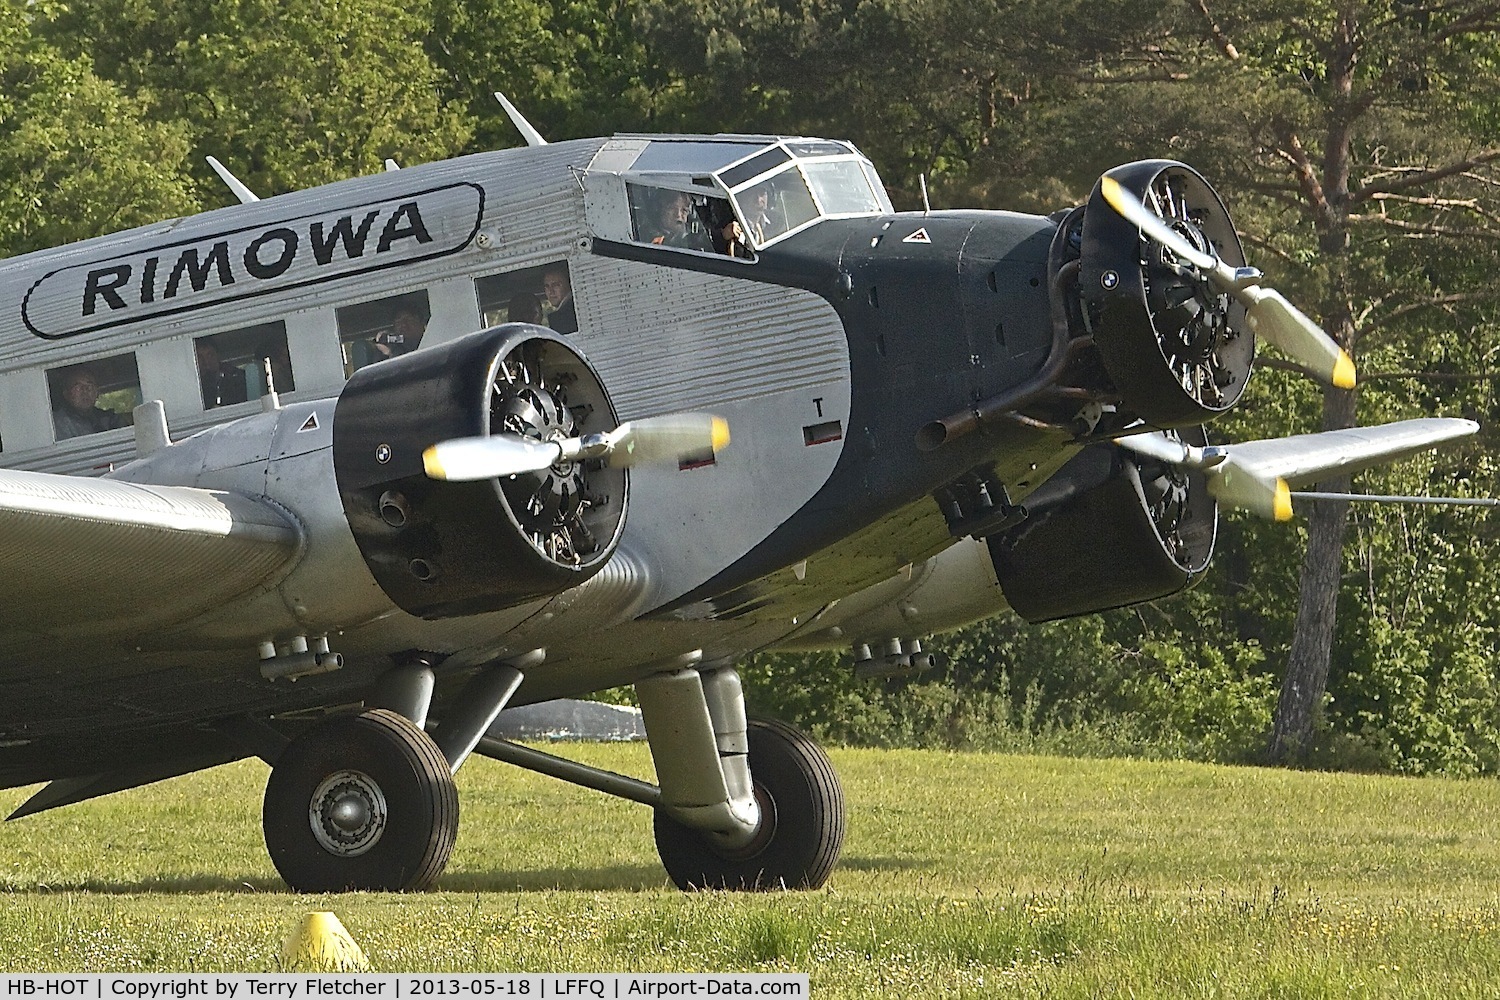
[488,351,600,565]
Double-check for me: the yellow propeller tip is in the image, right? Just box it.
[422,446,445,480]
[711,416,731,452]
[1273,478,1293,522]
[1099,175,1125,211]
[1333,352,1356,389]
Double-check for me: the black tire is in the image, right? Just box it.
[654,717,844,891]
[263,709,458,892]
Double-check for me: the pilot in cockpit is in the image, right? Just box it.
[646,191,713,252]
[744,183,778,244]
[707,200,753,259]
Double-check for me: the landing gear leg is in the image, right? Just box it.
[262,709,457,892]
[638,666,844,890]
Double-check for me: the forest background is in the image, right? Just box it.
[5,0,1500,775]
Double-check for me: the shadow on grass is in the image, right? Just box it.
[2,865,672,895]
[440,864,669,893]
[3,859,905,896]
[1,874,285,894]
[838,855,929,873]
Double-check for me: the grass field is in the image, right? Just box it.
[2,744,1500,996]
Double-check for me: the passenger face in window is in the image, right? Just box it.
[542,270,570,310]
[375,308,426,358]
[508,292,543,325]
[53,366,125,440]
[62,371,100,413]
[393,308,425,343]
[648,193,713,252]
[542,268,578,334]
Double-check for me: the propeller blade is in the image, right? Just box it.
[1238,286,1357,389]
[1207,460,1293,522]
[1117,416,1479,522]
[1099,176,1216,271]
[1120,431,1291,522]
[1099,176,1356,389]
[600,414,730,468]
[1115,431,1216,468]
[423,413,730,482]
[422,435,562,481]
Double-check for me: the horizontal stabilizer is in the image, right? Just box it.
[205,155,260,205]
[494,92,547,147]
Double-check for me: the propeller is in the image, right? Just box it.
[1117,417,1480,522]
[1117,432,1292,522]
[423,413,730,482]
[1099,176,1356,390]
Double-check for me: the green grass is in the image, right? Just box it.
[3,745,1500,996]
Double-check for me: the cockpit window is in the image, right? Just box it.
[628,184,751,258]
[721,143,892,248]
[633,141,765,173]
[720,147,793,189]
[615,137,892,255]
[784,140,853,158]
[803,160,885,216]
[737,172,819,245]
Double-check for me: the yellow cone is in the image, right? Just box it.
[281,911,370,971]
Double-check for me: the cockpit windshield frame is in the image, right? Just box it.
[715,140,893,250]
[618,138,893,257]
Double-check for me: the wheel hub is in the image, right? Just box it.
[716,783,778,861]
[309,770,388,857]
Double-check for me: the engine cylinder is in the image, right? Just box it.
[333,325,626,619]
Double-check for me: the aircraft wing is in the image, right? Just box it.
[0,468,301,650]
[1221,418,1479,488]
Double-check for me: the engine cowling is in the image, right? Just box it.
[989,428,1217,623]
[333,325,627,619]
[1079,160,1254,428]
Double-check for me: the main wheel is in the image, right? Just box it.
[654,718,844,891]
[263,709,458,892]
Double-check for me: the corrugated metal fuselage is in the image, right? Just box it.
[0,136,1071,785]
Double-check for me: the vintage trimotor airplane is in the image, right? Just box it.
[0,100,1478,893]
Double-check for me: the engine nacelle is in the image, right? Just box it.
[990,431,1217,623]
[333,325,627,619]
[1079,160,1254,428]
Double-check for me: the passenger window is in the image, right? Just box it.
[49,354,140,441]
[336,291,430,377]
[475,262,577,334]
[195,322,295,409]
[627,185,751,259]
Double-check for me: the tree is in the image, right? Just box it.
[0,0,199,258]
[1183,2,1500,757]
[51,0,474,202]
